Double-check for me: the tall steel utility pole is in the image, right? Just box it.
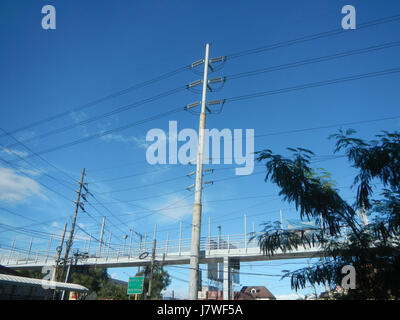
[61,168,85,280]
[188,43,210,300]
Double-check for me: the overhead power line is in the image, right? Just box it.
[106,155,348,230]
[86,166,171,184]
[106,192,195,229]
[92,163,263,196]
[0,221,86,242]
[109,194,281,218]
[82,112,400,179]
[84,201,126,237]
[226,14,400,59]
[3,13,398,141]
[0,244,57,259]
[0,155,72,202]
[0,131,127,245]
[8,66,399,164]
[0,65,190,139]
[83,156,345,210]
[88,193,131,236]
[73,224,123,251]
[0,207,37,223]
[6,86,186,149]
[254,115,400,140]
[85,159,146,173]
[91,188,189,205]
[97,174,188,195]
[225,40,400,82]
[0,215,72,235]
[225,67,400,103]
[0,128,75,189]
[9,106,183,162]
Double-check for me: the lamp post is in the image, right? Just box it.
[122,235,128,255]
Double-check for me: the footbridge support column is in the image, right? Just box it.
[223,256,231,300]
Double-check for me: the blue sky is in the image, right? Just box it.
[0,0,399,299]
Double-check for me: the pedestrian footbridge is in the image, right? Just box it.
[0,233,330,300]
[1,233,325,270]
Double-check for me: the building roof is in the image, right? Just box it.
[234,291,255,300]
[0,274,89,293]
[240,286,276,300]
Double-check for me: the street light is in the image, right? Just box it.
[122,235,128,255]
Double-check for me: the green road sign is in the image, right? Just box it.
[127,276,145,295]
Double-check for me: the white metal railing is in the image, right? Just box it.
[0,248,57,266]
[0,231,336,266]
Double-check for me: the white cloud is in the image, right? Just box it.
[0,147,43,177]
[0,167,46,203]
[69,110,87,123]
[69,110,92,138]
[1,147,28,158]
[101,133,149,149]
[143,195,192,222]
[138,165,173,184]
[13,131,37,143]
[100,130,177,151]
[51,221,60,228]
[77,222,86,228]
[18,168,43,176]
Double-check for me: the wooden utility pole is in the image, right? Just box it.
[53,223,67,282]
[52,223,67,299]
[61,168,85,280]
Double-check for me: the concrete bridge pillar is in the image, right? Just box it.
[223,256,231,300]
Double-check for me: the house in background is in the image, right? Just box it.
[199,285,276,300]
[235,286,276,300]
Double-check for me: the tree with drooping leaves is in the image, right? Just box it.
[255,129,400,299]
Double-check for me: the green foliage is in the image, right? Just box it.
[256,131,400,299]
[256,146,357,236]
[136,266,171,300]
[18,270,43,279]
[97,282,128,300]
[69,267,108,294]
[67,265,170,300]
